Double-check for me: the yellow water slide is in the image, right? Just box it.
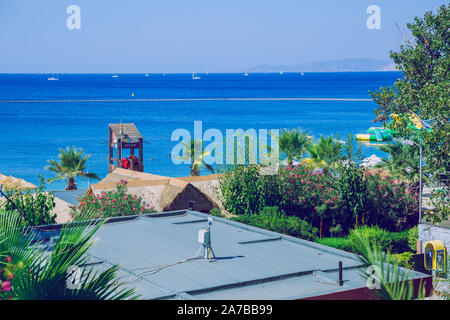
[390,113,429,130]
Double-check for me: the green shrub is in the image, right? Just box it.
[389,229,412,253]
[316,237,355,253]
[259,174,282,208]
[407,226,418,252]
[218,164,266,216]
[1,175,56,226]
[349,226,411,254]
[232,206,318,241]
[391,252,415,270]
[209,207,225,218]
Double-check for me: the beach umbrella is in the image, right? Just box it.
[0,173,37,191]
[360,154,383,168]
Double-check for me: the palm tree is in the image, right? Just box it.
[178,139,215,176]
[278,128,312,165]
[0,209,140,300]
[302,135,343,173]
[46,146,100,190]
[375,141,422,185]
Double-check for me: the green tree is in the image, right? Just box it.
[178,139,215,176]
[336,135,366,229]
[370,5,449,222]
[375,141,422,186]
[46,146,100,190]
[302,135,344,173]
[218,164,265,216]
[278,128,312,165]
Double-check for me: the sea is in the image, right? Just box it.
[0,72,401,191]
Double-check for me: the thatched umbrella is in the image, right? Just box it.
[360,154,383,168]
[0,173,37,191]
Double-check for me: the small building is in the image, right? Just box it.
[33,209,432,300]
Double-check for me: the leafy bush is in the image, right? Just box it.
[71,179,156,221]
[391,252,415,270]
[209,207,225,218]
[231,206,318,241]
[407,226,418,252]
[259,174,283,208]
[335,162,366,230]
[218,165,266,216]
[316,237,355,253]
[349,226,411,254]
[318,227,415,256]
[1,175,56,226]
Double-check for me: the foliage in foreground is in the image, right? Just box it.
[352,230,427,300]
[0,209,140,300]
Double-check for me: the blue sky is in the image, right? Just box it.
[0,0,446,73]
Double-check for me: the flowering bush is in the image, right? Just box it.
[365,170,418,232]
[71,179,156,221]
[279,164,343,237]
[0,255,21,300]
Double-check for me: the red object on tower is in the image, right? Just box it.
[122,158,130,169]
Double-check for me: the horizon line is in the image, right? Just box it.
[0,97,373,103]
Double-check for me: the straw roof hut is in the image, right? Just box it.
[91,168,222,213]
[0,173,37,191]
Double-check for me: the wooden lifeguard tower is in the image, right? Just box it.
[108,123,144,173]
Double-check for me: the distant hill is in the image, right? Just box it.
[244,59,397,73]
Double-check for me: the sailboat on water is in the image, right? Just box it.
[192,73,201,80]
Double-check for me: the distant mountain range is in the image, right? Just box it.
[244,59,397,73]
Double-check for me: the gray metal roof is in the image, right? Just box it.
[32,210,431,300]
[52,189,86,207]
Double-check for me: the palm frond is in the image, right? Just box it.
[1,210,140,300]
[352,230,426,300]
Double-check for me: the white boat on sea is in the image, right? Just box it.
[244,73,249,76]
[192,73,201,80]
[47,77,58,81]
[112,75,119,78]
